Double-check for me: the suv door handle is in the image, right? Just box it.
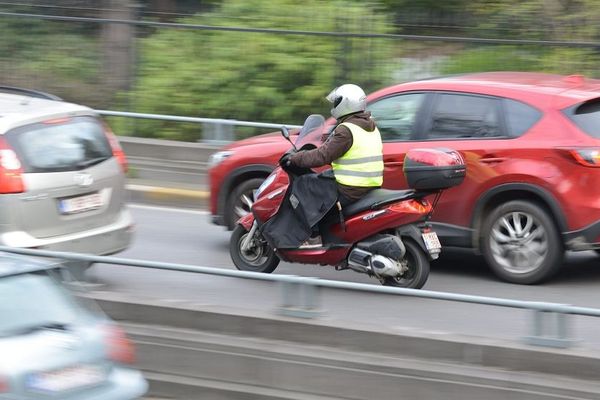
[479,157,507,165]
[384,159,404,166]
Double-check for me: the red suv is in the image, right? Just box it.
[209,72,600,284]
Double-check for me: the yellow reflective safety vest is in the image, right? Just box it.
[331,122,383,187]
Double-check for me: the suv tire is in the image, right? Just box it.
[226,178,264,229]
[481,200,563,284]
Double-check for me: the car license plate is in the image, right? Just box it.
[58,193,102,214]
[422,231,441,251]
[26,364,105,393]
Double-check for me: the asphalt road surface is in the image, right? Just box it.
[91,204,600,349]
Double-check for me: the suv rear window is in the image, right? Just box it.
[5,116,113,173]
[565,98,600,138]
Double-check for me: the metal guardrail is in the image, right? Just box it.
[1,246,599,349]
[3,11,600,48]
[97,109,303,131]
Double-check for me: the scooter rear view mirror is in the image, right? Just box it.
[280,126,297,150]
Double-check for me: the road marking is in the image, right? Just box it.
[128,203,210,215]
[126,184,209,198]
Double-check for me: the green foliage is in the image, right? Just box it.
[441,46,545,75]
[537,48,600,77]
[0,15,100,103]
[440,0,600,81]
[3,0,600,142]
[465,0,600,41]
[127,0,395,141]
[379,0,468,13]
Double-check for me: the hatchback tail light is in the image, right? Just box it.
[103,124,128,173]
[567,148,600,167]
[0,137,25,194]
[103,324,135,364]
[0,376,9,392]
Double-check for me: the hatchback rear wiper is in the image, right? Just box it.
[7,322,71,336]
[76,156,110,169]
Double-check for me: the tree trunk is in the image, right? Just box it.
[101,0,135,98]
[150,0,177,21]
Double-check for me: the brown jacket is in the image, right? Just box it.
[289,111,380,202]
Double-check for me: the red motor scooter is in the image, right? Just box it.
[230,114,465,288]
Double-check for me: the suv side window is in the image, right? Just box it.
[367,93,426,142]
[427,93,503,139]
[503,98,542,137]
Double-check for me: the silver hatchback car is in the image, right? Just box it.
[0,252,147,399]
[0,87,133,255]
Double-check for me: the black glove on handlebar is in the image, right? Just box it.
[279,153,293,168]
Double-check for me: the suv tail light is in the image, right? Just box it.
[567,148,600,167]
[104,324,135,364]
[0,137,25,194]
[103,124,128,173]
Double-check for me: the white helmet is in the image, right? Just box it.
[326,84,367,119]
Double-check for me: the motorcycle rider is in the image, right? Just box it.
[283,83,384,246]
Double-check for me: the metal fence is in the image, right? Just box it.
[3,8,599,103]
[1,245,599,349]
[2,7,600,141]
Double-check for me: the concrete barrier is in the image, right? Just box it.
[84,291,600,400]
[119,136,218,185]
[119,136,214,208]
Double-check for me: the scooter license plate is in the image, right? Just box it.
[422,232,441,251]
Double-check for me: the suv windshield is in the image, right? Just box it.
[0,273,84,337]
[565,98,600,138]
[6,116,113,172]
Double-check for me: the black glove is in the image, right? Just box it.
[279,153,294,168]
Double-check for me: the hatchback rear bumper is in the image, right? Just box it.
[85,367,148,400]
[0,209,134,255]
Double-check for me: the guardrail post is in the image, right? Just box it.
[523,307,576,348]
[278,278,321,319]
[202,122,234,142]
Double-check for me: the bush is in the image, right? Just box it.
[126,0,395,141]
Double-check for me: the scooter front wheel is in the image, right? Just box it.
[230,225,280,273]
[382,240,429,289]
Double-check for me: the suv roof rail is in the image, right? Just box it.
[0,86,63,101]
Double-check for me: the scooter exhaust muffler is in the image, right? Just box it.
[347,248,372,274]
[347,236,406,278]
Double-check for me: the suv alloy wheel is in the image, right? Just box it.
[481,200,563,284]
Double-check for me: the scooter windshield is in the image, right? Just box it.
[294,114,329,149]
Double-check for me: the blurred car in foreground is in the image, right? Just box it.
[0,87,133,259]
[209,72,600,284]
[0,252,147,399]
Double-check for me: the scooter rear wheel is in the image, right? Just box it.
[230,225,280,273]
[382,240,429,289]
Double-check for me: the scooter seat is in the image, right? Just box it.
[342,189,417,217]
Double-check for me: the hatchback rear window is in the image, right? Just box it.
[565,98,600,138]
[5,116,113,173]
[0,273,84,337]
